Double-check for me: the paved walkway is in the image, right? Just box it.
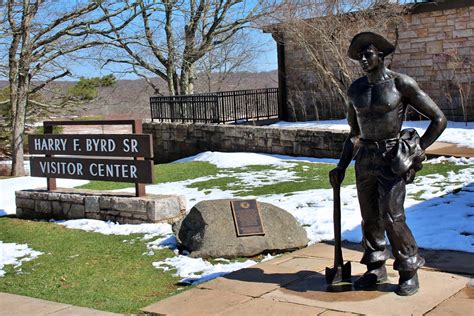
[0,292,121,316]
[142,242,474,316]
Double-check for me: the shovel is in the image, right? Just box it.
[325,183,351,284]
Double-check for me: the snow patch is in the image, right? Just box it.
[0,242,43,277]
[56,219,172,236]
[177,151,341,166]
[424,156,474,165]
[152,255,257,285]
[271,120,474,148]
[0,177,89,216]
[175,151,293,168]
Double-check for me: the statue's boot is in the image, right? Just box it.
[396,271,419,296]
[354,262,387,289]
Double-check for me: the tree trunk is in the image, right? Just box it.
[166,71,175,96]
[10,75,29,176]
[9,35,22,176]
[179,63,193,95]
[173,75,179,96]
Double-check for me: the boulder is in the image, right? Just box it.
[173,199,309,258]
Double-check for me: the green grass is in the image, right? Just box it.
[409,161,472,200]
[416,161,470,177]
[188,162,356,196]
[188,176,241,193]
[0,218,182,314]
[77,159,467,198]
[79,161,219,190]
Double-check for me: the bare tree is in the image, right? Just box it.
[270,0,408,121]
[2,0,140,176]
[102,0,277,96]
[197,28,266,92]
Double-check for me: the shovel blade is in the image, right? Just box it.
[325,261,352,285]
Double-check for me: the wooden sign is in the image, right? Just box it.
[230,199,265,237]
[30,157,154,183]
[28,120,154,196]
[28,134,153,158]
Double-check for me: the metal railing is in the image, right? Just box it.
[150,88,279,124]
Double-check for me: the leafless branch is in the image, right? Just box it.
[29,70,70,94]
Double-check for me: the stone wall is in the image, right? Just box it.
[15,189,186,224]
[144,122,347,163]
[391,4,473,121]
[281,1,474,122]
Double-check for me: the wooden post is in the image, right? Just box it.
[132,119,146,197]
[44,122,57,191]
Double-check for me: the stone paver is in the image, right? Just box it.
[319,311,362,316]
[262,262,469,316]
[425,284,474,315]
[141,288,251,316]
[48,306,120,316]
[140,243,473,315]
[291,242,395,266]
[0,292,120,316]
[198,262,315,298]
[453,285,474,299]
[221,298,325,316]
[421,249,474,275]
[291,242,364,262]
[425,297,474,316]
[275,256,333,273]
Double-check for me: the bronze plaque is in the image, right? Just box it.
[30,157,154,183]
[230,199,265,237]
[28,134,153,158]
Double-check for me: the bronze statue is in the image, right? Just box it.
[329,32,447,296]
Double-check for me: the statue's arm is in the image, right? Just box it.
[337,103,359,170]
[329,102,359,187]
[397,75,447,150]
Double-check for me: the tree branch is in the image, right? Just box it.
[30,40,107,77]
[32,2,138,50]
[140,1,167,66]
[29,70,70,95]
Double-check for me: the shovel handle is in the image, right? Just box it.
[333,184,343,265]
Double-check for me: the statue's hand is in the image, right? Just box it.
[329,166,345,188]
[405,168,416,184]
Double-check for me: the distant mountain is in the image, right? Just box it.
[1,70,278,120]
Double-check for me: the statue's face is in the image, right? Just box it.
[358,45,382,73]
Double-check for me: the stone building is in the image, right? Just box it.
[266,0,474,122]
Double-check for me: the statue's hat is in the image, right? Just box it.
[348,32,395,60]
